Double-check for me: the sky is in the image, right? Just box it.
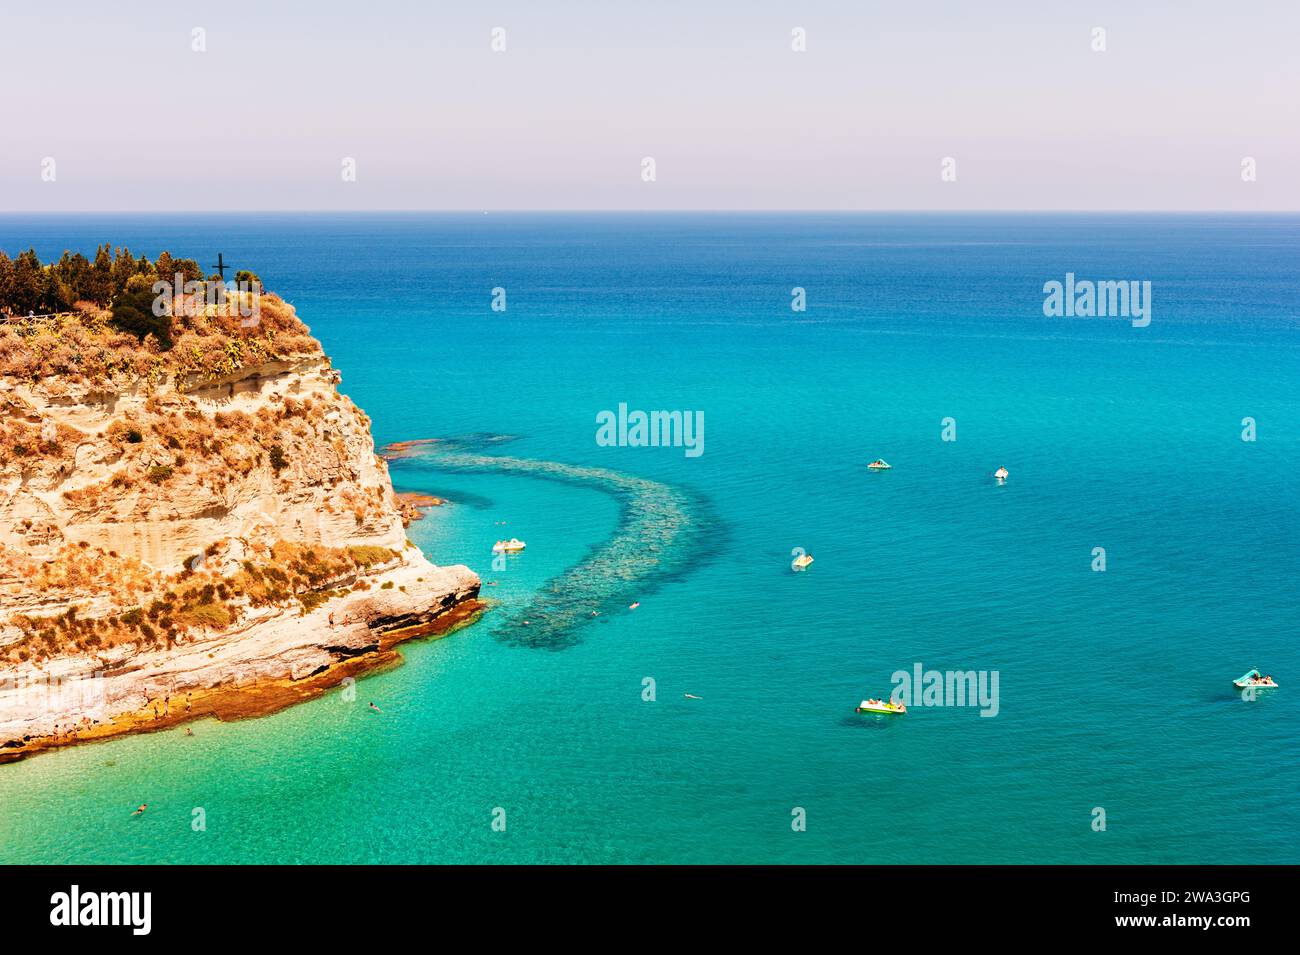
[0,0,1296,211]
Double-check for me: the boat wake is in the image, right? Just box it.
[388,438,719,649]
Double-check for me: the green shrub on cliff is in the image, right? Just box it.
[348,546,397,568]
[110,279,174,350]
[176,602,231,629]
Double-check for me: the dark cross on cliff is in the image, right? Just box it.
[211,252,231,282]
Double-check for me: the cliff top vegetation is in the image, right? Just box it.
[0,246,320,386]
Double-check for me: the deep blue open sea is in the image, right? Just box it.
[0,213,1296,863]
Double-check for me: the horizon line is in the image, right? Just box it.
[2,209,1299,216]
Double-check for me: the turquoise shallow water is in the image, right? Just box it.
[0,213,1297,863]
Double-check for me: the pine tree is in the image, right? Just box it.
[155,250,177,282]
[46,274,76,311]
[0,252,14,314]
[10,250,48,315]
[173,258,203,283]
[50,251,92,305]
[87,244,114,304]
[111,247,137,296]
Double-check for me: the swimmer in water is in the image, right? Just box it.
[132,803,147,816]
[629,602,641,610]
[368,702,383,713]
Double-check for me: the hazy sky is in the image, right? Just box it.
[1,0,1296,211]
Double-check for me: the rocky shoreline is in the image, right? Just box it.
[0,534,484,764]
[395,491,446,525]
[0,585,484,765]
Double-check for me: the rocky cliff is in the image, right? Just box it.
[0,294,480,760]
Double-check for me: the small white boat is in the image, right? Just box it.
[792,553,814,570]
[867,459,892,470]
[1233,669,1278,690]
[492,538,526,554]
[994,466,1009,481]
[856,698,906,715]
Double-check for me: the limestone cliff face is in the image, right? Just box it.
[0,303,480,754]
[1,357,403,575]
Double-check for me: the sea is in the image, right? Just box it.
[0,212,1296,864]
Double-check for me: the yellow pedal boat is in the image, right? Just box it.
[856,699,906,714]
